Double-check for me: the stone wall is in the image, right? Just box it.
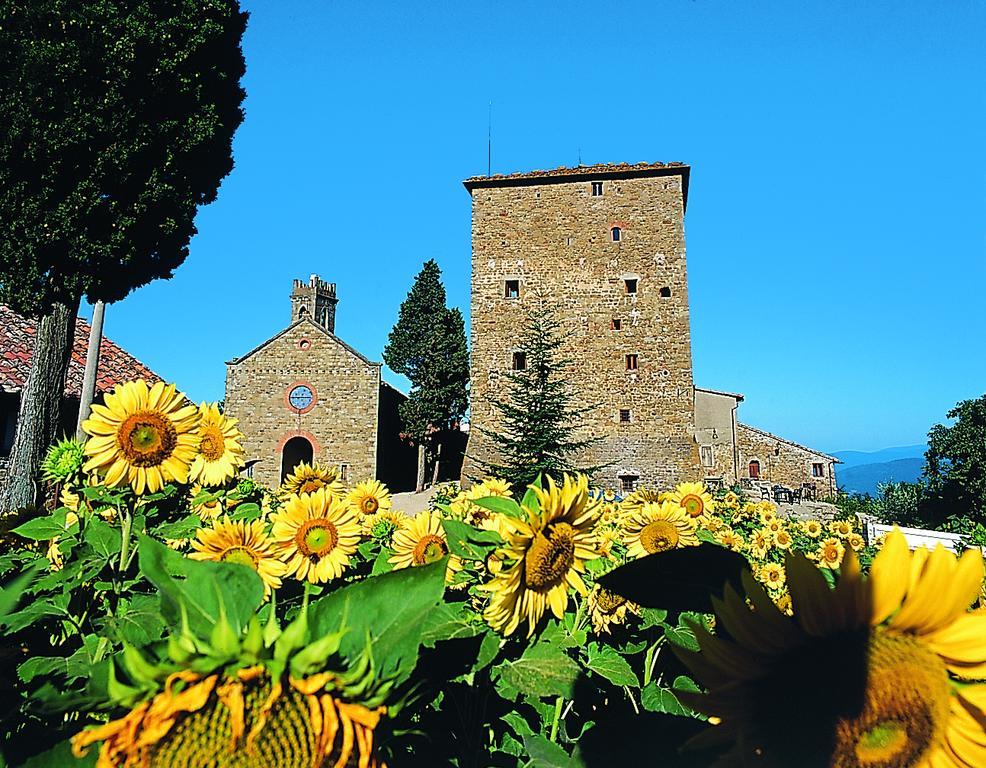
[462,167,701,489]
[225,320,380,489]
[737,423,838,498]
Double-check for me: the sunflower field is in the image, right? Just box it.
[2,379,986,768]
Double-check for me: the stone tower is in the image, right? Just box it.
[290,274,338,332]
[461,162,702,490]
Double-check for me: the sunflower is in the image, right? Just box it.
[766,518,784,536]
[847,532,866,552]
[597,526,622,560]
[362,509,407,539]
[482,474,603,637]
[189,484,225,520]
[722,490,740,509]
[775,528,794,550]
[677,530,986,768]
[41,437,86,482]
[280,460,345,499]
[759,562,786,591]
[588,584,638,634]
[830,518,855,537]
[717,529,745,551]
[803,519,823,538]
[190,517,286,598]
[389,511,460,582]
[270,489,361,583]
[702,514,726,534]
[622,501,699,559]
[480,477,512,497]
[620,486,665,513]
[669,481,714,518]
[750,528,773,559]
[817,537,846,570]
[82,380,199,494]
[72,668,386,768]
[188,403,245,487]
[347,479,392,516]
[758,505,778,525]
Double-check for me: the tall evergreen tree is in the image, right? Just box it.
[476,301,602,491]
[383,260,469,490]
[0,0,247,512]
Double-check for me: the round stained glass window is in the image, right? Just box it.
[288,385,314,411]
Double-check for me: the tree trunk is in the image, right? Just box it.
[76,300,105,439]
[431,440,442,487]
[0,299,79,514]
[415,443,426,493]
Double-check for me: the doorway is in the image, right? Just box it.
[281,435,314,482]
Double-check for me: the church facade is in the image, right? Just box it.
[224,276,415,490]
[461,162,837,494]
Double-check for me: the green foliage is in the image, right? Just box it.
[0,0,248,314]
[383,260,470,443]
[923,394,986,528]
[475,302,603,491]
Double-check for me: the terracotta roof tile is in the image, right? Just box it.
[0,304,161,397]
[463,161,689,188]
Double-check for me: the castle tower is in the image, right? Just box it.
[461,162,701,490]
[290,274,338,333]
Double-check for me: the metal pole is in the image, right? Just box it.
[75,301,105,440]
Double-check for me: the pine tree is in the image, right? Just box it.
[383,260,469,490]
[0,0,247,512]
[476,301,602,491]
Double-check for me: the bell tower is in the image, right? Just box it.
[290,274,338,333]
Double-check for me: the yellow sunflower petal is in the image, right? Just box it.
[869,529,911,625]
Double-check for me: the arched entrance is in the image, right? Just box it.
[281,435,314,482]
[748,459,761,480]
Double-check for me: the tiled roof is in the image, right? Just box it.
[463,161,689,189]
[0,304,161,397]
[695,386,746,402]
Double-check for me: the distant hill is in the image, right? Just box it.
[832,444,927,469]
[836,457,924,496]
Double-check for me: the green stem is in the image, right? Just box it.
[549,695,564,742]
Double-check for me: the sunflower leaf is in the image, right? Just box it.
[11,514,67,541]
[471,496,523,518]
[494,641,580,699]
[521,733,581,768]
[598,544,751,613]
[441,519,503,560]
[586,644,639,688]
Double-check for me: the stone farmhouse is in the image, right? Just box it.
[0,303,161,488]
[224,276,416,491]
[461,162,838,496]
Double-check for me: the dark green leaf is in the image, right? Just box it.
[152,515,202,540]
[99,594,166,645]
[522,733,582,768]
[641,682,691,717]
[471,496,523,518]
[0,561,43,620]
[441,519,503,560]
[586,645,639,687]
[83,517,120,560]
[16,738,96,768]
[598,544,751,613]
[11,515,67,541]
[421,602,485,646]
[496,641,580,699]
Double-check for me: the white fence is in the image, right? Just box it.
[865,521,985,554]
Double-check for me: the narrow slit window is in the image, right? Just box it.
[611,226,621,242]
[504,279,520,299]
[338,463,350,482]
[591,181,603,196]
[624,278,637,295]
[619,408,632,423]
[625,354,639,371]
[511,351,527,371]
[610,318,622,330]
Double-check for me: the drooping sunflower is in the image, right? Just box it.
[189,484,225,520]
[669,481,714,519]
[347,479,392,516]
[621,501,699,559]
[270,488,362,583]
[190,517,286,598]
[389,511,460,582]
[803,519,823,538]
[189,403,245,487]
[677,530,986,768]
[482,474,603,637]
[82,380,199,494]
[280,460,345,499]
[817,536,846,570]
[588,584,638,635]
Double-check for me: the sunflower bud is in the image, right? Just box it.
[122,644,162,689]
[209,608,240,658]
[242,615,265,658]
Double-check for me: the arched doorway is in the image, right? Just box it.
[748,459,761,480]
[281,436,313,482]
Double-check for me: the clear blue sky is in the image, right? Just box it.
[84,1,986,454]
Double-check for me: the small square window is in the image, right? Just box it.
[504,279,520,299]
[619,408,632,423]
[812,462,825,478]
[610,318,622,331]
[511,351,527,371]
[624,278,637,294]
[659,286,672,298]
[701,445,714,467]
[625,354,639,371]
[620,475,639,493]
[591,181,603,196]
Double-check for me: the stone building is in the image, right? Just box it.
[224,276,415,491]
[0,303,161,490]
[461,162,837,493]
